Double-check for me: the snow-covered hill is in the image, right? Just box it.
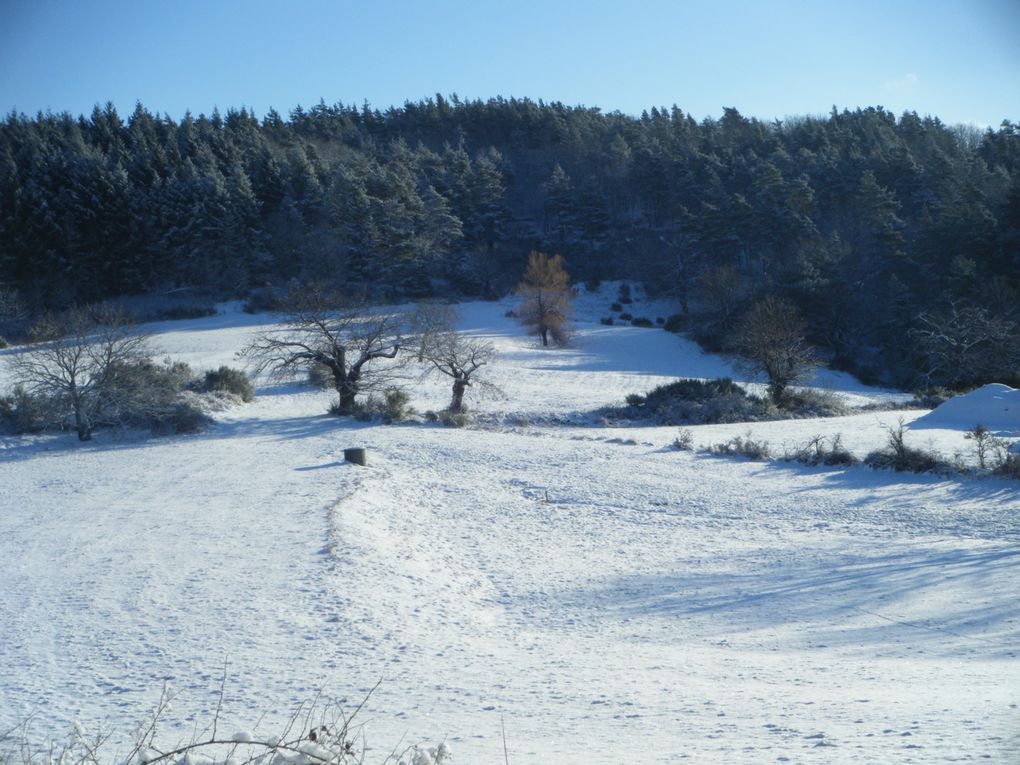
[1,293,1018,764]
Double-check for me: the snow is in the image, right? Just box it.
[911,383,1020,435]
[1,290,1018,764]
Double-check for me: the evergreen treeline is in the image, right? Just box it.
[1,96,1018,386]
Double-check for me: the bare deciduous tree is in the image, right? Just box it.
[240,284,405,415]
[516,251,572,347]
[732,296,817,403]
[9,306,154,440]
[422,329,499,413]
[909,303,1020,388]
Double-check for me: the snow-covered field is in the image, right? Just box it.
[2,288,1018,764]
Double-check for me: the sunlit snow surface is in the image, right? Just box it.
[1,287,1018,764]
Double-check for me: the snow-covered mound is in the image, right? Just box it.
[911,383,1020,433]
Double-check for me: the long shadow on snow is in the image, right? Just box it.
[555,545,1020,657]
[0,410,375,463]
[756,458,1020,511]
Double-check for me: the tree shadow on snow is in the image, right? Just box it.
[555,545,1020,658]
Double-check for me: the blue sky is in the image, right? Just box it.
[1,0,1017,126]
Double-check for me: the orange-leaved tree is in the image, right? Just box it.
[516,251,573,347]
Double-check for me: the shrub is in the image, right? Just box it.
[0,336,7,349]
[786,434,858,466]
[618,312,633,321]
[600,317,614,326]
[704,432,772,460]
[0,385,57,433]
[656,317,665,325]
[779,388,849,418]
[610,302,623,312]
[994,452,1020,480]
[964,424,1007,470]
[617,284,632,304]
[631,317,654,328]
[162,397,211,434]
[332,388,413,423]
[201,366,254,402]
[108,358,195,429]
[663,314,687,333]
[864,420,946,473]
[439,410,470,427]
[308,362,334,389]
[242,287,283,314]
[633,377,772,425]
[672,428,695,450]
[380,388,412,422]
[426,409,470,427]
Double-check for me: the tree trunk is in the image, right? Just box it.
[450,378,468,413]
[73,401,92,441]
[333,369,359,415]
[540,327,549,347]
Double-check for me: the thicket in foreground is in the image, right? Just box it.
[0,683,451,765]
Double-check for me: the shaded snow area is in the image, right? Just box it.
[1,292,1018,764]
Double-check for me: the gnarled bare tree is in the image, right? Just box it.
[240,284,405,415]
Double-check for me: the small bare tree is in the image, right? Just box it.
[422,329,499,413]
[731,296,817,404]
[9,306,154,440]
[516,251,573,347]
[240,284,405,415]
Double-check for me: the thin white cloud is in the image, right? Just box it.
[883,72,920,94]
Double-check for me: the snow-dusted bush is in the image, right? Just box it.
[425,409,470,428]
[623,378,772,425]
[994,452,1020,480]
[864,420,948,473]
[307,363,334,389]
[785,434,858,467]
[0,384,57,433]
[199,366,254,402]
[672,428,695,451]
[333,388,414,423]
[704,432,772,460]
[780,388,849,418]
